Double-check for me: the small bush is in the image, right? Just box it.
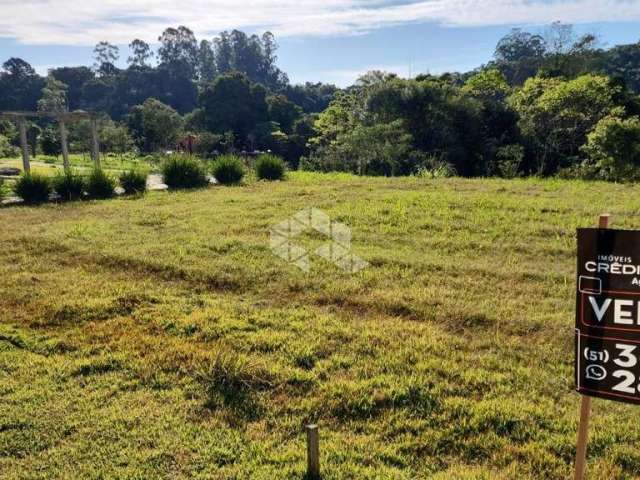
[194,131,223,158]
[86,169,116,199]
[212,155,245,185]
[415,161,456,179]
[255,154,286,180]
[52,170,85,201]
[0,134,12,157]
[496,144,524,179]
[557,163,600,180]
[195,350,274,417]
[582,115,640,182]
[119,170,147,195]
[161,155,208,189]
[14,173,52,204]
[196,351,274,400]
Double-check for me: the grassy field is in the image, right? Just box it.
[2,172,640,479]
[0,153,152,178]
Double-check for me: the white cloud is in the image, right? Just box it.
[0,0,639,45]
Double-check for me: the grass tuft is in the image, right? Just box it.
[52,170,85,201]
[211,155,245,185]
[255,154,286,181]
[14,173,51,204]
[161,155,208,189]
[196,350,274,398]
[86,169,116,199]
[119,169,148,195]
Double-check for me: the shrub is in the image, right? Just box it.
[557,163,600,180]
[0,134,18,158]
[194,131,223,158]
[119,169,147,195]
[415,154,457,179]
[195,350,274,415]
[196,351,273,399]
[303,120,413,176]
[496,144,524,179]
[52,170,85,201]
[255,154,286,180]
[582,115,640,182]
[86,169,116,199]
[212,155,245,185]
[161,155,208,189]
[14,173,52,204]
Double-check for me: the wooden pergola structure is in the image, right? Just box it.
[0,110,101,173]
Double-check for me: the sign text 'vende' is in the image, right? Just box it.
[576,228,640,404]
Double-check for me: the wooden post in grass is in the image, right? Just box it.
[574,395,592,480]
[306,424,320,479]
[574,213,610,480]
[59,117,70,172]
[18,117,30,173]
[90,117,100,169]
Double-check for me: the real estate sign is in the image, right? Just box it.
[576,228,640,404]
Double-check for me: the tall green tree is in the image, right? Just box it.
[199,72,268,147]
[128,39,154,67]
[510,74,622,174]
[214,31,232,75]
[283,82,338,113]
[127,98,183,152]
[37,75,68,113]
[267,94,302,134]
[50,66,94,110]
[493,28,547,85]
[0,58,44,111]
[462,69,521,175]
[211,30,288,88]
[197,40,216,83]
[601,42,640,93]
[40,126,61,157]
[462,69,510,101]
[158,26,198,78]
[93,41,120,75]
[583,115,640,181]
[81,77,115,112]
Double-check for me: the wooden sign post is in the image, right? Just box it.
[574,393,591,480]
[573,214,610,479]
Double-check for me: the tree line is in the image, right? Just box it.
[1,22,640,180]
[304,23,640,180]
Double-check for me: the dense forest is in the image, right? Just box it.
[2,22,640,180]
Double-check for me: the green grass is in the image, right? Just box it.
[1,172,640,478]
[0,153,154,179]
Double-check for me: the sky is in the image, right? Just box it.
[0,0,639,86]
